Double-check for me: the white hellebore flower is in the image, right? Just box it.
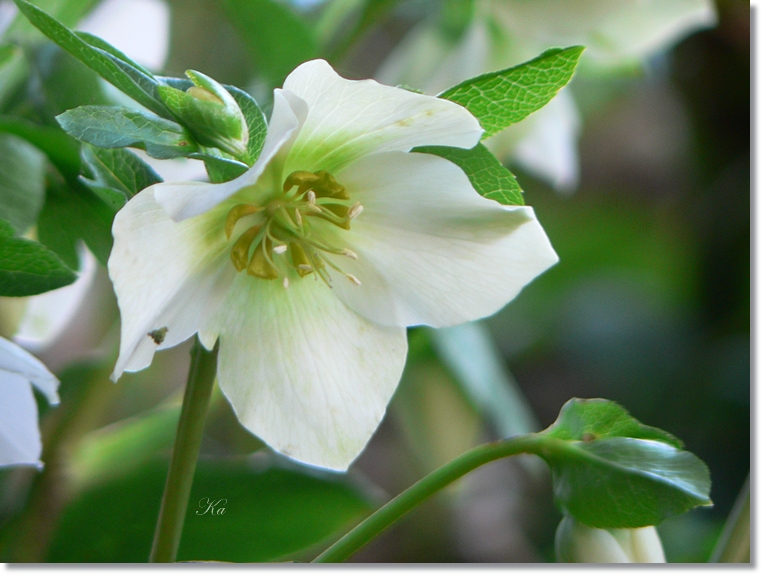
[108,60,558,471]
[0,336,59,467]
[555,515,666,563]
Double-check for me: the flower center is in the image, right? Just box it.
[224,170,363,288]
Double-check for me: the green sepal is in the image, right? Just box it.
[158,70,249,160]
[439,46,584,138]
[538,398,712,529]
[78,145,162,211]
[0,219,77,296]
[56,106,199,159]
[413,143,524,205]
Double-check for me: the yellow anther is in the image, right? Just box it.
[345,273,362,286]
[247,239,278,279]
[307,190,316,204]
[273,244,288,254]
[225,204,263,239]
[342,249,358,260]
[283,277,290,289]
[230,225,260,271]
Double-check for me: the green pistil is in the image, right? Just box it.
[225,170,363,286]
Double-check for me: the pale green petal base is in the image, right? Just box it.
[203,272,408,471]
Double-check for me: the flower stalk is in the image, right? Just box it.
[312,434,545,563]
[149,336,219,563]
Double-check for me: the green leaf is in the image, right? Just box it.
[0,115,81,176]
[12,0,170,117]
[198,154,248,183]
[37,180,115,267]
[538,398,712,528]
[79,145,162,210]
[0,219,77,296]
[221,0,318,86]
[413,143,524,205]
[439,46,584,138]
[0,134,47,234]
[47,456,376,562]
[544,398,683,448]
[56,106,199,159]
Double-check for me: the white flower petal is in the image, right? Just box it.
[109,188,235,380]
[627,527,666,563]
[282,59,483,174]
[203,273,407,471]
[324,151,558,328]
[154,89,306,222]
[0,336,59,404]
[511,88,581,192]
[0,373,42,467]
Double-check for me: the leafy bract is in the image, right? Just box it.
[538,398,711,528]
[413,143,523,205]
[79,145,162,211]
[57,106,198,159]
[0,134,47,233]
[439,46,584,138]
[0,219,77,296]
[12,0,169,117]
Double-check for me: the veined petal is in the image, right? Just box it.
[0,336,59,404]
[282,59,483,175]
[0,373,42,467]
[324,151,558,328]
[109,187,235,380]
[154,89,307,222]
[203,273,407,471]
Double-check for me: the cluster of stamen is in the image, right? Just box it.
[224,170,363,288]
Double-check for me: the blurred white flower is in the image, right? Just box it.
[0,336,59,467]
[108,59,558,471]
[377,0,717,191]
[555,515,666,563]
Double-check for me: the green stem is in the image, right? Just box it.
[312,434,545,563]
[710,474,750,563]
[149,337,219,563]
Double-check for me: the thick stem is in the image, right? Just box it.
[149,337,218,563]
[312,434,544,563]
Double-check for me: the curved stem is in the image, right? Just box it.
[149,337,219,563]
[312,434,545,563]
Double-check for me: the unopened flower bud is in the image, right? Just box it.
[158,70,249,159]
[555,516,666,563]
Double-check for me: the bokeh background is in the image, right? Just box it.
[0,0,750,563]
